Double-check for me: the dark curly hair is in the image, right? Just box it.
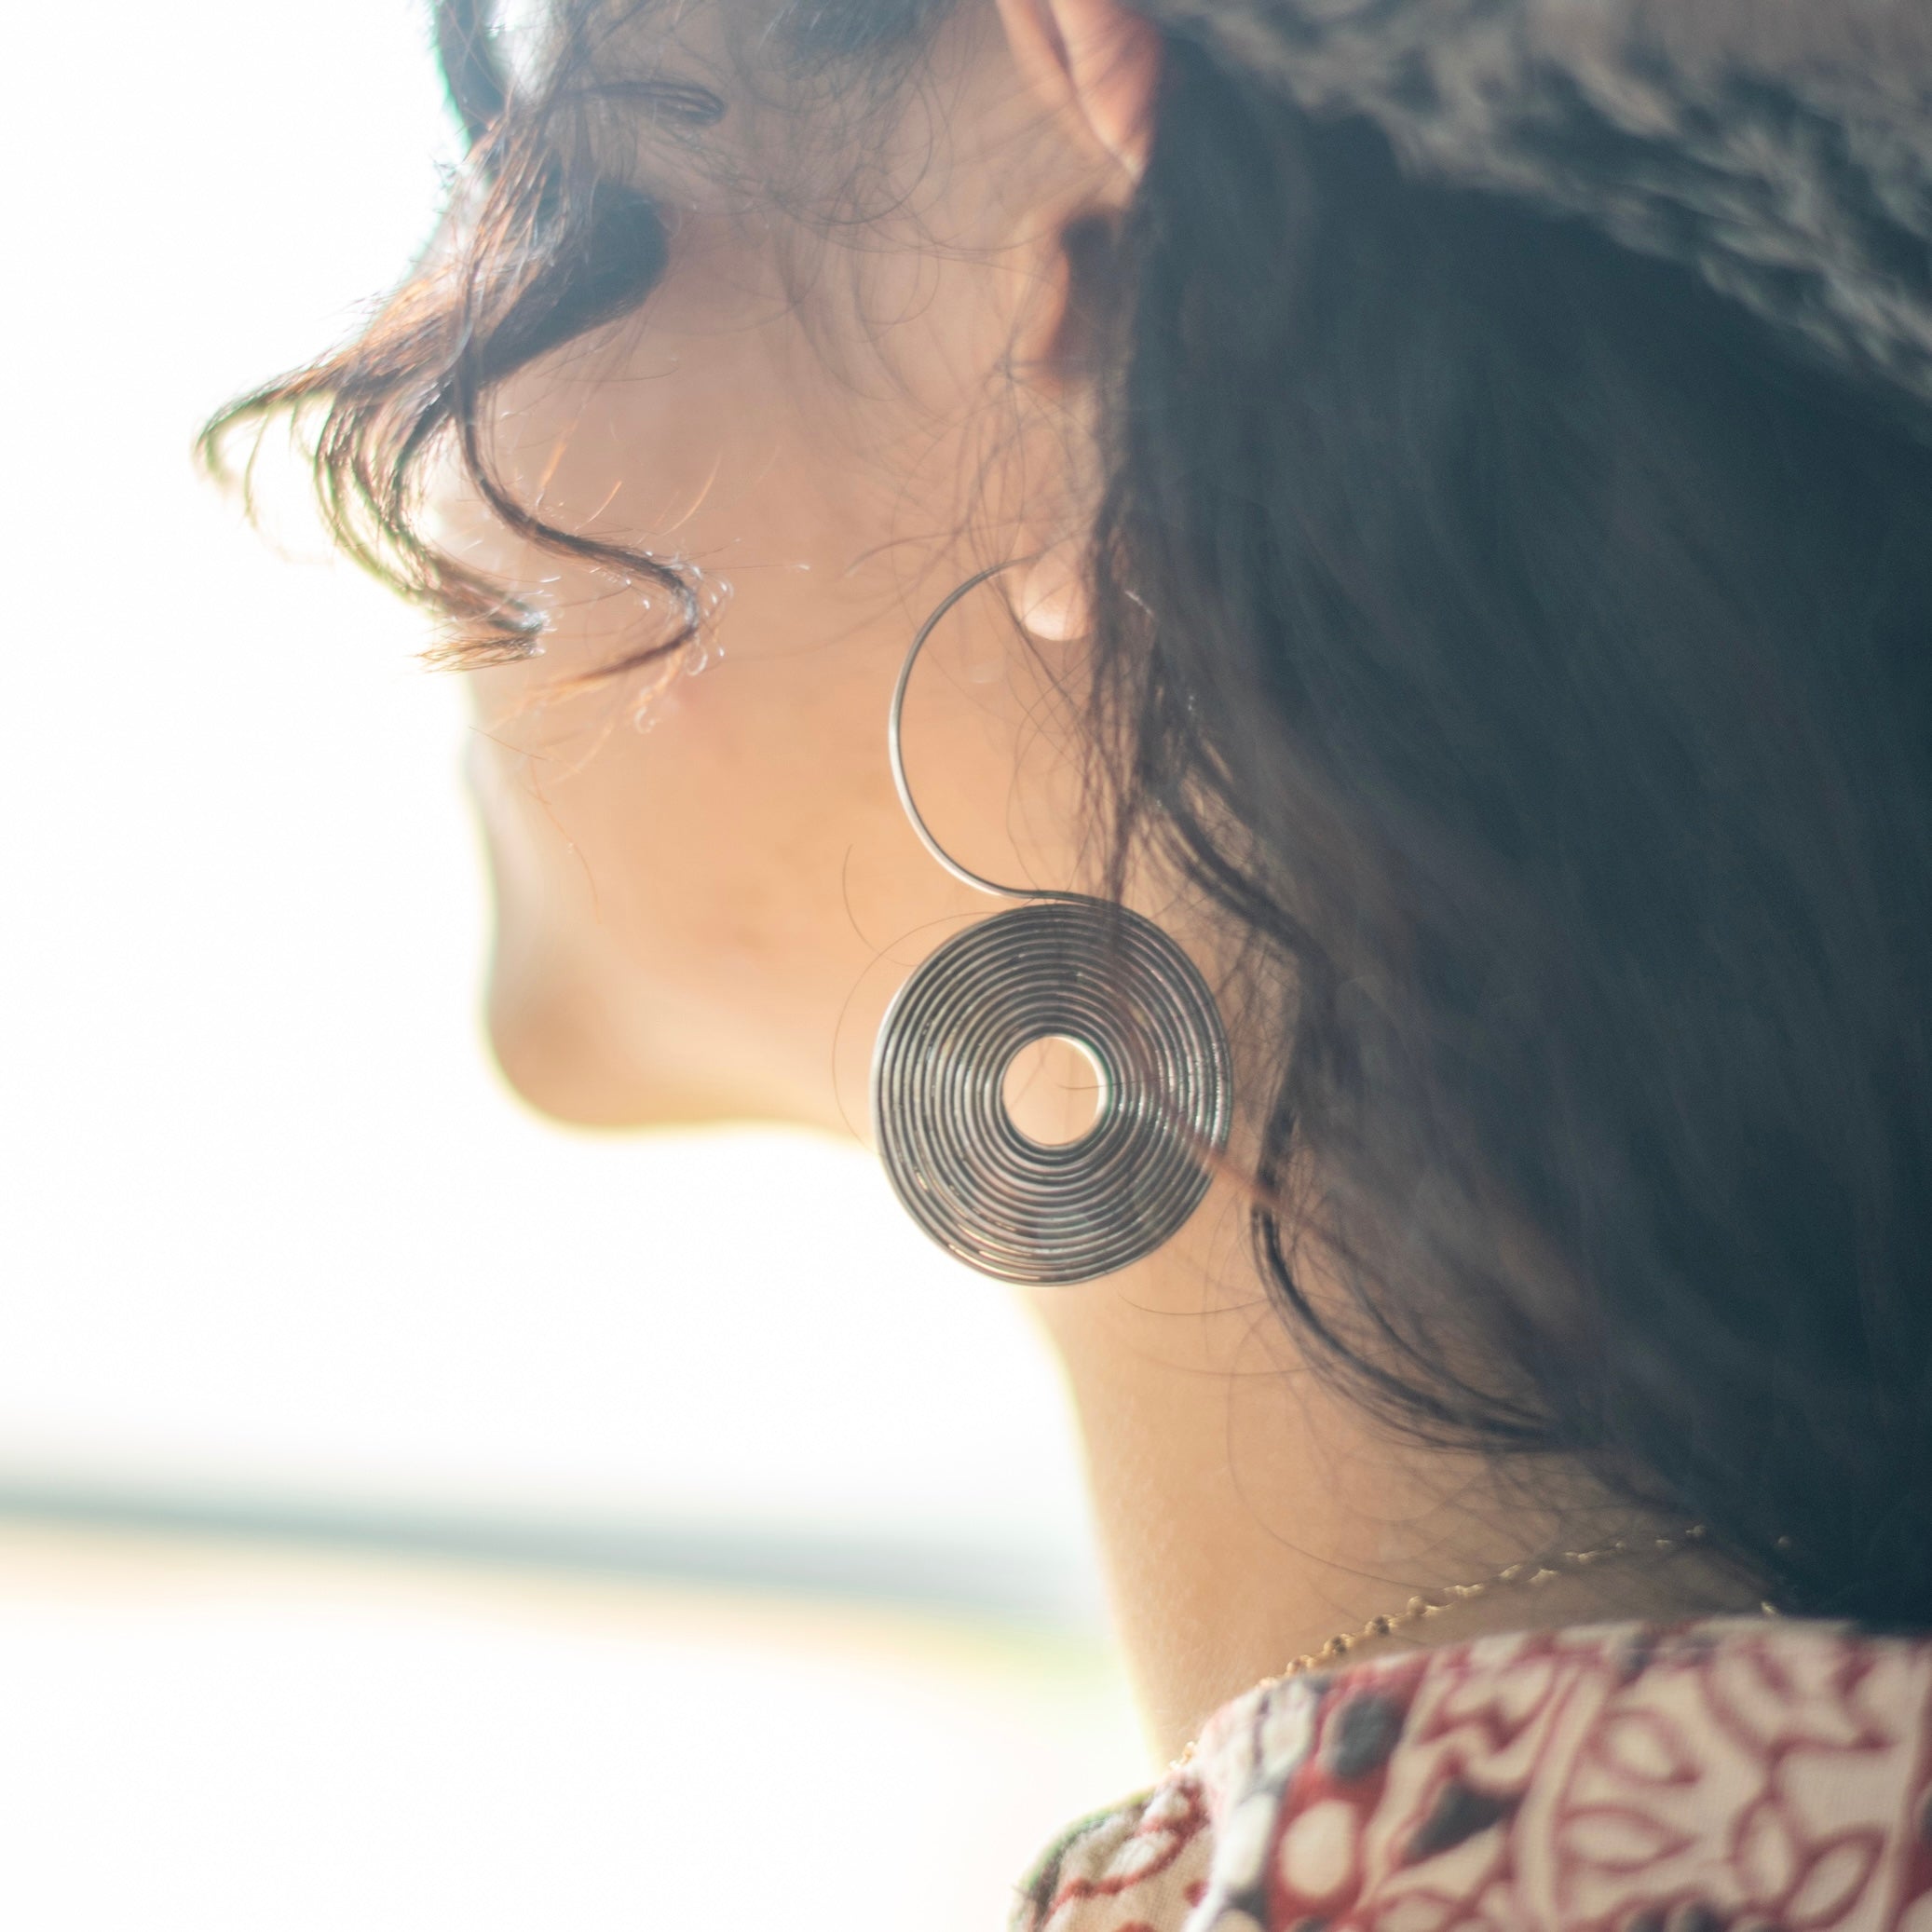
[206,0,1932,1626]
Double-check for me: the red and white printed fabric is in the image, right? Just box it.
[1013,1619,1932,1932]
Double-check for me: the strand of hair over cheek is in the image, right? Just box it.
[199,7,720,681]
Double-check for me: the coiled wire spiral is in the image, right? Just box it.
[872,566,1232,1286]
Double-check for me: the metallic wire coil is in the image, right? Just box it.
[872,899,1232,1286]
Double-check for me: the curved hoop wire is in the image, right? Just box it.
[886,560,1083,905]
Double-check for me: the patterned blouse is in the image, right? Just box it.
[1013,1618,1932,1932]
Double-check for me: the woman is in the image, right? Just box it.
[208,0,1932,1926]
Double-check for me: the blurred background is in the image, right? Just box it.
[0,3,1144,1924]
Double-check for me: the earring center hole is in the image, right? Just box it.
[1001,1035,1109,1149]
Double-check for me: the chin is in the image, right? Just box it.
[478,897,850,1136]
[483,961,733,1131]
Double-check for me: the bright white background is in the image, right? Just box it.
[0,3,1145,1924]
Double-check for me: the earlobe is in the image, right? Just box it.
[1018,539,1094,642]
[994,0,1163,181]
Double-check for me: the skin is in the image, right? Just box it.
[436,0,1748,1761]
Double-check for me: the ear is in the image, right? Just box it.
[994,0,1163,182]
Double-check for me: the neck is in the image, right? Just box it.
[1021,1189,1756,1762]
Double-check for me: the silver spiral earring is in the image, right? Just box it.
[872,565,1233,1286]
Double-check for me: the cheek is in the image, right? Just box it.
[464,606,917,1129]
[472,645,878,972]
[438,228,1040,1124]
[483,232,910,597]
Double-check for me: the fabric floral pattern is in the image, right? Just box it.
[1012,1620,1932,1932]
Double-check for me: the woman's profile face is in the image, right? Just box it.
[441,3,1109,1136]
